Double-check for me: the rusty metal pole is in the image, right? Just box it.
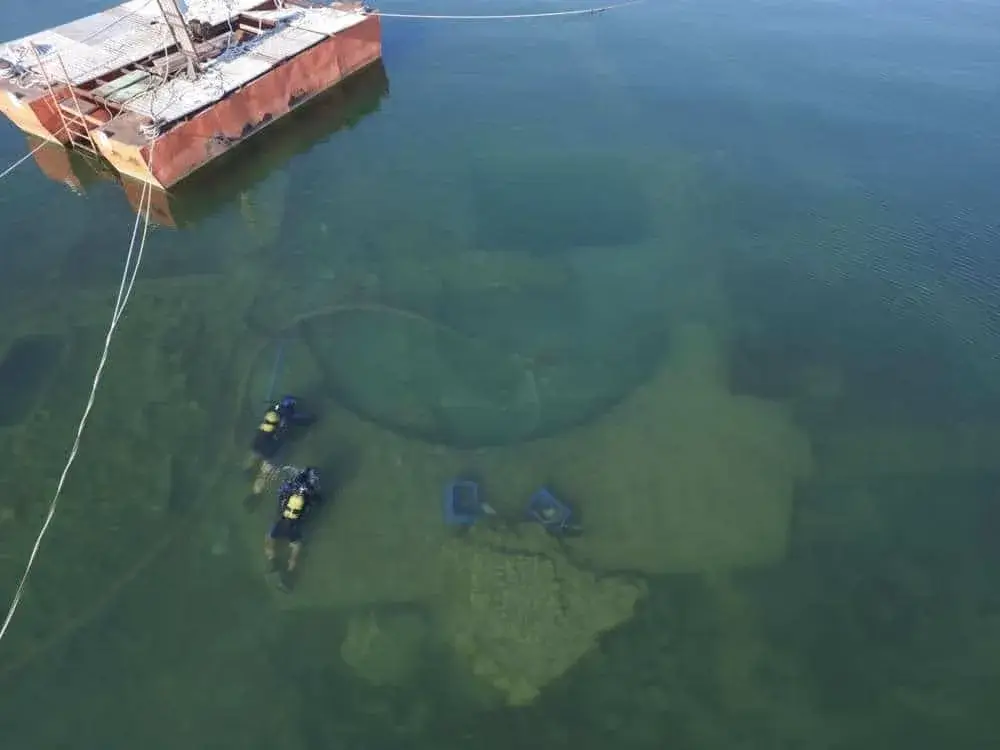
[154,0,200,79]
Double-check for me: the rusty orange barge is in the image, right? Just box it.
[0,0,381,188]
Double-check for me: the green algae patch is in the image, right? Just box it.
[235,322,809,705]
[237,413,645,706]
[340,608,430,688]
[557,323,812,574]
[438,524,645,706]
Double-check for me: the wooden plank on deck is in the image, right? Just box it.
[105,76,158,104]
[91,70,151,99]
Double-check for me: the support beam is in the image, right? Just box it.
[154,0,200,79]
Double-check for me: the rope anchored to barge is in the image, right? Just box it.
[371,0,643,20]
[0,131,63,181]
[0,142,157,644]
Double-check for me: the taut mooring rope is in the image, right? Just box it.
[372,0,643,21]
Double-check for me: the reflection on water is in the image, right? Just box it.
[25,60,391,229]
[1,0,1000,748]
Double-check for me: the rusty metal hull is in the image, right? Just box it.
[119,59,389,227]
[23,59,388,229]
[95,14,381,189]
[0,85,71,145]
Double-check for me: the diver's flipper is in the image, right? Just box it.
[275,571,293,593]
[264,567,286,590]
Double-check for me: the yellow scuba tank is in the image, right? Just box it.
[283,492,306,520]
[258,409,280,434]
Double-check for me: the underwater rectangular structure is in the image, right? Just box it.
[0,0,381,188]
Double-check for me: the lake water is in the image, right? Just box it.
[2,0,1000,747]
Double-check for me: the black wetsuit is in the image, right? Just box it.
[251,397,314,460]
[268,473,321,544]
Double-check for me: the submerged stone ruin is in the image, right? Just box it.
[236,316,811,702]
[0,154,816,702]
[335,524,643,706]
[556,323,813,574]
[437,524,644,706]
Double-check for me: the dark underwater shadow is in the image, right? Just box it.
[50,62,391,289]
[292,308,670,450]
[0,333,65,427]
[708,180,1000,428]
[161,60,391,228]
[33,61,389,230]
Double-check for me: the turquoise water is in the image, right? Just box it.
[2,0,1000,747]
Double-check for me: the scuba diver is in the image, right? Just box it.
[244,395,315,495]
[265,466,322,590]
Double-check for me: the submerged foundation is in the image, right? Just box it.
[0,0,381,188]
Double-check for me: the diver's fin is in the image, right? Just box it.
[265,568,289,591]
[275,572,293,593]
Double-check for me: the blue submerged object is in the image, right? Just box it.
[444,479,492,526]
[526,487,580,536]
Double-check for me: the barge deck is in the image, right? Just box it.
[0,0,381,188]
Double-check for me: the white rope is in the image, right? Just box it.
[0,0,157,88]
[0,67,173,181]
[0,137,50,181]
[0,0,171,180]
[372,0,643,20]
[0,0,635,180]
[0,0,638,642]
[114,178,154,329]
[0,19,173,184]
[0,124,70,182]
[0,146,156,644]
[0,19,216,645]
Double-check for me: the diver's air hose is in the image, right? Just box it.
[264,340,286,404]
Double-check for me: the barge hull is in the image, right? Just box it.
[0,86,70,145]
[96,13,381,188]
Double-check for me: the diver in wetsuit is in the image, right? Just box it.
[265,467,322,588]
[244,395,315,494]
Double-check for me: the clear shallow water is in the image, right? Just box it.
[2,0,1000,747]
